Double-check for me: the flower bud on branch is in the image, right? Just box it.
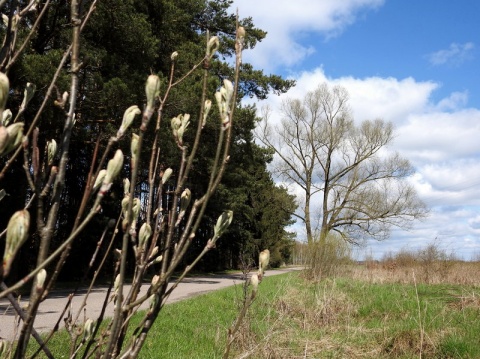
[250,273,259,298]
[145,74,161,113]
[83,319,95,341]
[103,150,124,187]
[118,105,141,138]
[19,82,36,113]
[171,114,190,145]
[161,168,172,184]
[0,339,7,358]
[1,109,12,126]
[138,223,152,250]
[202,99,212,128]
[258,249,270,281]
[131,133,139,167]
[215,80,234,129]
[47,139,57,165]
[0,122,24,157]
[93,170,107,191]
[207,36,219,59]
[3,210,30,277]
[0,72,9,116]
[213,210,233,241]
[176,188,191,226]
[123,178,130,197]
[36,269,47,292]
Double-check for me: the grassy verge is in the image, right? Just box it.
[28,267,480,358]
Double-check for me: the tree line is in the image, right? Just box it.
[0,0,297,282]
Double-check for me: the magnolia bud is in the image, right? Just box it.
[123,178,130,196]
[132,197,141,222]
[19,82,36,112]
[207,36,219,58]
[180,188,191,212]
[213,210,233,239]
[111,274,121,303]
[121,197,129,217]
[148,246,159,260]
[215,91,228,126]
[104,149,124,185]
[0,72,9,113]
[151,275,160,286]
[1,109,12,126]
[113,274,120,292]
[237,26,246,40]
[0,340,6,358]
[148,293,158,312]
[175,188,192,226]
[0,122,24,156]
[175,114,190,145]
[223,79,234,106]
[153,255,163,264]
[36,269,47,291]
[93,169,107,190]
[6,123,24,146]
[0,126,8,154]
[3,210,30,277]
[118,105,141,138]
[176,188,191,225]
[258,249,270,277]
[138,223,151,249]
[130,133,139,160]
[114,249,122,260]
[55,91,69,109]
[84,319,95,340]
[202,100,212,128]
[171,51,178,61]
[145,75,161,111]
[161,168,172,184]
[171,116,181,139]
[47,139,57,165]
[250,273,259,296]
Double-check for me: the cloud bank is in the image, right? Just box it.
[233,0,384,72]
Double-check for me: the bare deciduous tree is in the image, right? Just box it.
[257,83,428,246]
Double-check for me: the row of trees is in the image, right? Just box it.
[0,0,297,356]
[0,1,427,281]
[0,0,297,282]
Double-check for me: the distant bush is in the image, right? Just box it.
[375,241,459,283]
[305,234,352,280]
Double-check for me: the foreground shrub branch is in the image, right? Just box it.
[0,2,248,357]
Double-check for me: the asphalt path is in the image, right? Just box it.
[0,267,302,342]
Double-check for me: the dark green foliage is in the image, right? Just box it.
[0,0,295,279]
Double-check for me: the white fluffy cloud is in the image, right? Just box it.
[232,0,384,72]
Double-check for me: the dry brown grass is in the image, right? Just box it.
[381,329,438,358]
[346,261,480,285]
[232,257,480,358]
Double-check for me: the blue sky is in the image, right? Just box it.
[298,0,479,106]
[232,0,480,259]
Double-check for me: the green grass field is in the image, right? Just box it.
[27,264,480,358]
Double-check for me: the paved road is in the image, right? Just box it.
[0,267,302,342]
